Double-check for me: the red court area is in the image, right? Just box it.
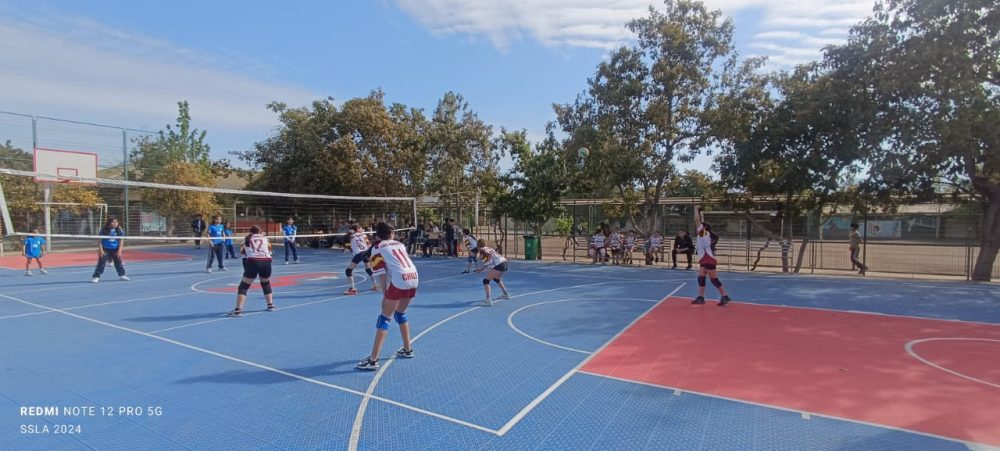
[582,298,1000,446]
[0,250,188,269]
[205,272,337,293]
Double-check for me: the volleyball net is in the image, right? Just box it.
[0,167,417,251]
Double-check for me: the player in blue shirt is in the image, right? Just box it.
[223,222,236,259]
[22,228,47,276]
[205,215,227,273]
[91,217,130,283]
[283,217,299,264]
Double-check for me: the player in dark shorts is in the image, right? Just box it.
[475,239,511,306]
[692,206,732,306]
[227,225,275,316]
[345,225,379,295]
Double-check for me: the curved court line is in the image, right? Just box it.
[0,291,494,436]
[189,273,364,296]
[506,298,659,355]
[904,338,1000,389]
[347,279,670,450]
[155,272,467,335]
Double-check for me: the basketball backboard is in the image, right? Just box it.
[33,148,98,184]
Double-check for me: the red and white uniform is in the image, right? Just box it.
[243,234,272,260]
[479,247,506,270]
[371,239,418,298]
[696,224,716,266]
[351,232,369,256]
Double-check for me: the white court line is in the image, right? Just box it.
[506,298,659,355]
[904,338,1000,389]
[5,272,207,295]
[669,296,1000,327]
[576,370,992,450]
[494,283,685,436]
[0,257,194,273]
[152,273,468,335]
[0,291,496,435]
[346,279,670,450]
[0,292,189,320]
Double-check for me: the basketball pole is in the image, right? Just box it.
[44,183,52,252]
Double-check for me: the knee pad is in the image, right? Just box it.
[483,278,490,285]
[711,278,722,288]
[365,268,373,277]
[237,281,251,296]
[345,267,353,277]
[376,314,391,330]
[494,279,502,285]
[393,311,407,325]
[261,281,273,295]
[697,276,706,287]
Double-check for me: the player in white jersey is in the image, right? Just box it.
[461,228,479,273]
[344,225,378,295]
[590,230,606,264]
[692,205,732,306]
[475,239,510,306]
[357,223,419,370]
[227,225,275,316]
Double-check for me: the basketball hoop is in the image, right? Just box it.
[56,177,73,184]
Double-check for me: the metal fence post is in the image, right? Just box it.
[122,129,129,232]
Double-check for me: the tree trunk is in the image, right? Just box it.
[793,237,810,273]
[971,200,1000,282]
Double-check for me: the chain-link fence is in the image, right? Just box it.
[469,198,999,281]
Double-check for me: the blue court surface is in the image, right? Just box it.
[1,246,998,450]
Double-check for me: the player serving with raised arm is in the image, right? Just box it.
[692,205,732,306]
[356,223,418,371]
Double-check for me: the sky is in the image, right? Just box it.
[0,0,876,174]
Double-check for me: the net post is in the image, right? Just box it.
[122,128,130,232]
[43,183,52,252]
[412,198,417,231]
[0,176,14,236]
[475,189,480,231]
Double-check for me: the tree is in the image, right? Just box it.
[240,91,430,198]
[142,161,220,235]
[494,129,567,236]
[555,0,747,234]
[828,0,1000,280]
[715,64,872,272]
[131,101,216,181]
[426,92,500,221]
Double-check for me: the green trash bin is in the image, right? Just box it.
[523,235,540,260]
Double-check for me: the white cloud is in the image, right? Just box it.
[394,0,876,66]
[0,6,318,132]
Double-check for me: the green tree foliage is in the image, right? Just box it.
[142,161,220,234]
[554,0,748,234]
[828,0,999,280]
[493,130,566,235]
[131,101,214,181]
[239,91,433,198]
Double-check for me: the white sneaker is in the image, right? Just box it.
[284,261,290,265]
[220,267,229,272]
[498,293,511,300]
[39,269,47,274]
[91,277,100,283]
[206,268,213,273]
[25,271,33,276]
[480,299,494,307]
[293,260,300,264]
[119,276,130,281]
